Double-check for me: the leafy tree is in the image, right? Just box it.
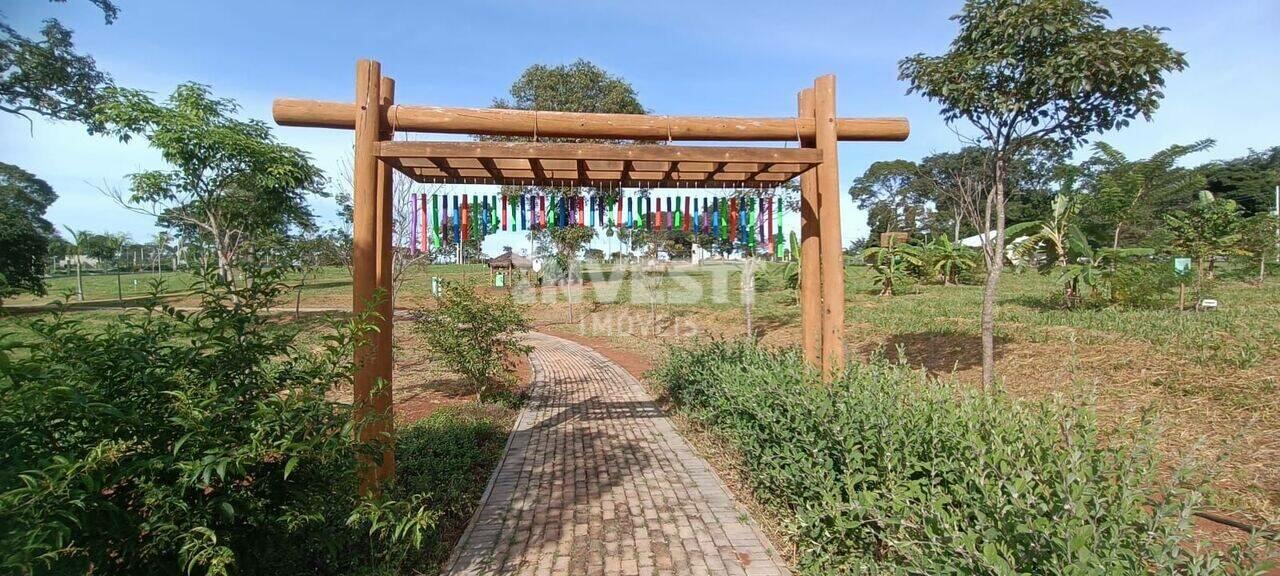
[0,0,117,129]
[0,163,58,301]
[848,159,932,244]
[1240,213,1279,285]
[494,58,645,120]
[95,83,325,285]
[900,0,1185,388]
[491,60,646,225]
[1201,146,1280,216]
[1084,139,1214,248]
[416,281,531,402]
[1164,191,1247,302]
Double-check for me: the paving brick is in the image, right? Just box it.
[441,333,788,575]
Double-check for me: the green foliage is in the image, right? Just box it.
[94,83,325,281]
[1084,139,1214,247]
[494,59,644,120]
[652,341,1263,575]
[0,266,438,575]
[0,163,58,300]
[1163,191,1248,280]
[922,235,977,285]
[1201,146,1280,217]
[0,204,49,301]
[1008,193,1087,270]
[391,405,512,569]
[900,0,1187,153]
[862,242,923,296]
[416,281,531,401]
[0,1,117,129]
[848,159,933,242]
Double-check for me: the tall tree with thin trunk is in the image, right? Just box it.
[95,83,324,285]
[61,226,88,301]
[1085,139,1214,249]
[900,0,1186,390]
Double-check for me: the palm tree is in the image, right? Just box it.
[62,226,87,302]
[924,235,975,285]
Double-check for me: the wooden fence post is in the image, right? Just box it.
[798,88,822,368]
[352,59,384,494]
[372,75,396,486]
[814,75,845,378]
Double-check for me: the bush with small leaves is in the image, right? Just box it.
[652,340,1271,574]
[0,266,437,575]
[416,281,531,402]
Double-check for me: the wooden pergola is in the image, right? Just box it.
[273,60,909,491]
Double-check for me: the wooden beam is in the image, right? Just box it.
[376,140,822,165]
[352,59,383,495]
[372,75,396,486]
[798,89,822,369]
[529,158,547,182]
[815,75,845,378]
[275,99,910,142]
[394,166,801,189]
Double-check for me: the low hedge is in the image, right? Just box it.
[652,340,1262,575]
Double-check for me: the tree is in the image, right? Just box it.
[0,0,117,129]
[416,281,531,402]
[1164,191,1246,302]
[61,226,89,301]
[534,224,596,322]
[900,0,1186,389]
[95,83,324,285]
[332,160,441,303]
[1085,139,1214,248]
[1240,214,1279,284]
[848,159,932,244]
[0,163,58,301]
[1201,146,1280,217]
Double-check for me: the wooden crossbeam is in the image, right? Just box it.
[277,99,911,142]
[376,140,822,165]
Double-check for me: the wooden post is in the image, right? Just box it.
[352,59,383,494]
[814,75,845,377]
[797,89,822,368]
[372,75,396,486]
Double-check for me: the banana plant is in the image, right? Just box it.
[1055,235,1154,305]
[925,235,975,285]
[862,242,924,296]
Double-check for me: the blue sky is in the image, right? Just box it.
[3,0,1277,253]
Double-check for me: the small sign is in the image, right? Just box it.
[1174,257,1192,276]
[431,277,441,297]
[495,273,505,288]
[880,231,910,247]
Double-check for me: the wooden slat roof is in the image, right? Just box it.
[376,141,820,188]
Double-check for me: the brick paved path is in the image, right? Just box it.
[442,332,789,576]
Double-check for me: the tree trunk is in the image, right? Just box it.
[953,215,961,243]
[981,156,1008,392]
[1112,223,1122,251]
[74,254,84,302]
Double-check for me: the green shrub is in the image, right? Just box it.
[0,269,434,575]
[1109,260,1180,308]
[652,341,1265,575]
[416,281,531,402]
[391,404,512,570]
